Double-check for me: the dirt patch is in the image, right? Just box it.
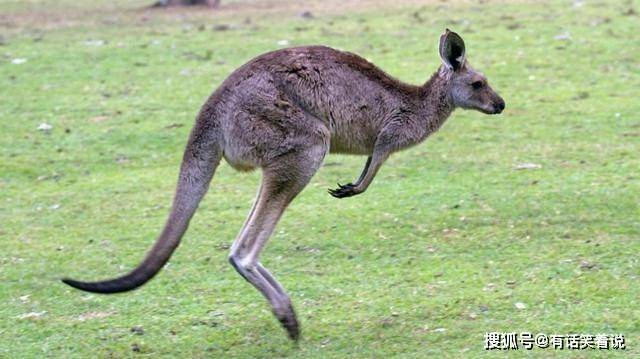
[0,0,522,33]
[76,311,115,321]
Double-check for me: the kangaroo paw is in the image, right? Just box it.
[328,182,360,198]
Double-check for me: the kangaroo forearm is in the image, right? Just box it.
[328,149,390,198]
[354,150,389,191]
[354,156,373,185]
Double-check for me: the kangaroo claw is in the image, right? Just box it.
[328,182,359,198]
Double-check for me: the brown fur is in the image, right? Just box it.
[63,29,505,340]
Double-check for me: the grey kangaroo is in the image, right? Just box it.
[63,29,505,340]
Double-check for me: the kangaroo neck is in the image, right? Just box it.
[415,67,455,134]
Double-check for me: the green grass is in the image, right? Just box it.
[1,0,639,357]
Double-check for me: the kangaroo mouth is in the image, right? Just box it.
[479,102,505,115]
[479,106,500,115]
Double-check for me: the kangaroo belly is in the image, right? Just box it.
[328,135,372,155]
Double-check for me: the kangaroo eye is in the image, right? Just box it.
[471,81,484,89]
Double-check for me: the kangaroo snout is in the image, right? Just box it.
[492,98,506,114]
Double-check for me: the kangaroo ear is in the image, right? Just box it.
[439,29,466,71]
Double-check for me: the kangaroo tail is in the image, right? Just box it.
[62,120,222,294]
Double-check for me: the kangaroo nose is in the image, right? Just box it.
[493,99,505,114]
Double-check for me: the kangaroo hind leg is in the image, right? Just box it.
[229,142,327,340]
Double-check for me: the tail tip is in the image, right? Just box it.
[61,277,105,293]
[61,277,80,288]
[61,276,140,294]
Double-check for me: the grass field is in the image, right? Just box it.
[1,0,639,357]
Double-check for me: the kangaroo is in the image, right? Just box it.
[62,29,505,340]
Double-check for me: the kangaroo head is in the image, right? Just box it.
[439,29,505,115]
